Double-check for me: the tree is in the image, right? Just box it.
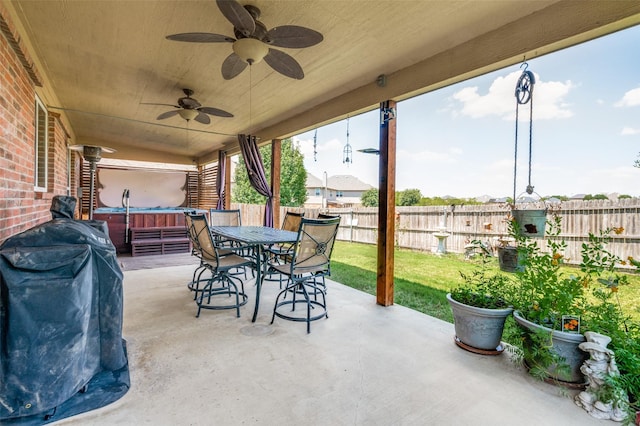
[361,189,379,207]
[584,194,609,201]
[417,196,482,206]
[232,138,307,207]
[396,188,422,206]
[634,152,640,168]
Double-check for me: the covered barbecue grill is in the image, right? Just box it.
[0,196,129,424]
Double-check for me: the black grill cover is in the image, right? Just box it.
[0,196,129,424]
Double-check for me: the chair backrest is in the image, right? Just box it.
[209,209,241,226]
[289,217,340,276]
[317,213,340,220]
[184,212,200,257]
[281,211,304,232]
[187,213,219,265]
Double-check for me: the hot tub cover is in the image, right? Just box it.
[0,197,129,424]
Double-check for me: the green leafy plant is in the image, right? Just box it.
[509,213,587,329]
[451,240,514,309]
[580,228,639,423]
[507,216,639,421]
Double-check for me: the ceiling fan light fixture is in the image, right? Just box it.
[178,109,199,121]
[233,37,268,64]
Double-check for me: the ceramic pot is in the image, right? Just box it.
[513,310,588,384]
[447,293,513,354]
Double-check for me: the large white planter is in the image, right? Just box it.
[447,293,513,354]
[513,310,588,384]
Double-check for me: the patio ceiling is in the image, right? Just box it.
[5,1,640,165]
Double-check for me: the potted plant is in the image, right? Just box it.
[447,240,514,355]
[507,214,590,385]
[508,214,640,401]
[497,203,551,272]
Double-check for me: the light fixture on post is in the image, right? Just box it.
[178,108,199,121]
[233,38,268,64]
[69,144,115,220]
[358,148,380,155]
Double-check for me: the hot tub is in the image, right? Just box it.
[93,207,207,254]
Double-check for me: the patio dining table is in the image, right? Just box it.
[209,225,299,322]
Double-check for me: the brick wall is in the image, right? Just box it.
[0,5,78,244]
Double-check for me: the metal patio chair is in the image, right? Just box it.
[209,208,253,276]
[188,213,254,317]
[264,211,305,286]
[270,216,340,333]
[185,211,237,299]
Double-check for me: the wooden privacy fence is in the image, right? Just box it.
[232,199,640,267]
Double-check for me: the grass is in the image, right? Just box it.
[330,241,640,324]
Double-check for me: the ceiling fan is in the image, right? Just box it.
[166,0,323,80]
[142,88,234,124]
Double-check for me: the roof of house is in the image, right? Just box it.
[306,174,374,191]
[306,174,323,188]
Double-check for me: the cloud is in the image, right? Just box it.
[397,147,461,164]
[451,71,574,120]
[296,136,344,159]
[615,87,640,107]
[621,127,640,136]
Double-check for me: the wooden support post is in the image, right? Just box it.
[271,139,282,228]
[377,100,397,306]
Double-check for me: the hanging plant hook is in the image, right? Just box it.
[515,69,535,105]
[512,64,538,204]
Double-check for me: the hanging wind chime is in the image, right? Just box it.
[313,129,318,162]
[343,116,352,165]
[511,62,547,238]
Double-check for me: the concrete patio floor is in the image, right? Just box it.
[55,258,609,426]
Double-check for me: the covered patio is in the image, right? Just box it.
[2,2,640,423]
[54,254,606,425]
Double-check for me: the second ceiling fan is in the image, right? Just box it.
[166,0,323,80]
[143,88,233,124]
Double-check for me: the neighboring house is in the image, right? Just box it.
[305,174,374,208]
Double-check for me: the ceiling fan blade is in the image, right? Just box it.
[157,110,180,120]
[141,103,180,108]
[221,53,248,80]
[267,26,323,48]
[216,0,255,37]
[264,48,304,80]
[166,32,234,43]
[194,112,211,125]
[199,106,234,118]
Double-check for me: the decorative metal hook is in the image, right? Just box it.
[515,69,535,105]
[520,61,529,71]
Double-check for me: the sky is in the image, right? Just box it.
[292,25,640,199]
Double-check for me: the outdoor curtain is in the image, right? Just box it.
[238,134,274,227]
[216,150,226,209]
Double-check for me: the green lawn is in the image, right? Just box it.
[330,241,640,324]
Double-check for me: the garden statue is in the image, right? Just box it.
[575,331,628,422]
